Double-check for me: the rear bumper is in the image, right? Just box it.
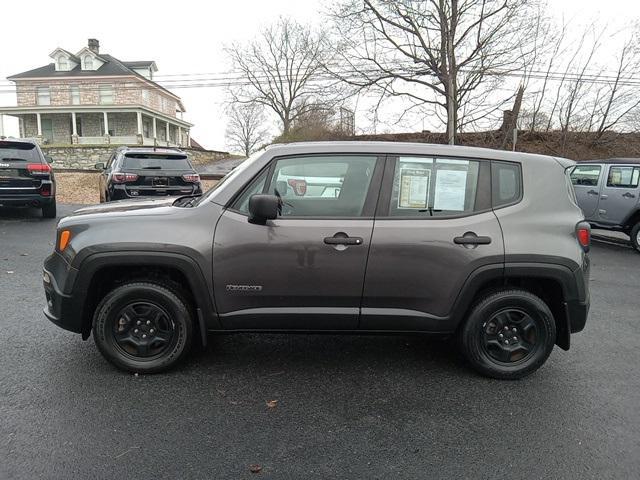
[108,183,202,201]
[0,193,55,207]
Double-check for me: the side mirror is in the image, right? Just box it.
[45,155,54,163]
[248,194,279,224]
[95,162,106,170]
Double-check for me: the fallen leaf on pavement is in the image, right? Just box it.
[249,464,262,473]
[266,400,278,408]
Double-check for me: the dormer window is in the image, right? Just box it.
[83,56,94,70]
[58,56,68,71]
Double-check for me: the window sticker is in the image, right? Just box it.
[434,169,467,211]
[398,167,431,209]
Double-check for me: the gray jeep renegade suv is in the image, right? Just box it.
[43,142,590,379]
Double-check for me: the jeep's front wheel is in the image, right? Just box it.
[630,222,640,253]
[460,289,556,380]
[92,282,193,373]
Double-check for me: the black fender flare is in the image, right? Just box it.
[73,250,220,339]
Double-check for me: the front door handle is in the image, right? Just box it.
[623,192,636,199]
[587,189,599,195]
[324,233,363,246]
[454,234,492,245]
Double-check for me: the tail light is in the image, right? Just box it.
[287,178,308,196]
[112,172,138,183]
[576,222,591,252]
[182,173,200,183]
[27,163,51,175]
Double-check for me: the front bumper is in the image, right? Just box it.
[43,253,83,334]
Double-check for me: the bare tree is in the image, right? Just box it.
[226,17,336,136]
[329,0,540,144]
[225,103,271,157]
[591,33,640,142]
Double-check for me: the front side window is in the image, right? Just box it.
[571,165,601,186]
[99,85,114,105]
[70,85,80,105]
[37,86,50,106]
[388,157,480,217]
[265,155,378,217]
[607,166,640,188]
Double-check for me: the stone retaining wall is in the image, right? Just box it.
[41,145,229,170]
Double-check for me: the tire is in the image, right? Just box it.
[630,222,640,253]
[42,200,57,219]
[92,281,193,373]
[459,289,556,380]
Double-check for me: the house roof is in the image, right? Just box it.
[8,53,182,109]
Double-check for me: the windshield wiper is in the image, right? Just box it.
[1,157,27,162]
[141,166,162,169]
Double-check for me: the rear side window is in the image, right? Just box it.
[387,157,480,217]
[0,141,40,162]
[492,162,522,208]
[607,166,640,188]
[123,153,191,170]
[571,165,601,186]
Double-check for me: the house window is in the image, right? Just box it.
[83,56,94,70]
[141,89,149,103]
[37,86,51,106]
[58,56,68,71]
[99,85,114,105]
[70,85,80,105]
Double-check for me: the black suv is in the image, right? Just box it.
[96,146,202,202]
[43,142,590,379]
[0,138,57,218]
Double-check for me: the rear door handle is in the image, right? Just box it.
[454,235,492,245]
[324,233,363,246]
[587,189,599,195]
[623,192,636,199]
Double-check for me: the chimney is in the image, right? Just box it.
[88,38,99,54]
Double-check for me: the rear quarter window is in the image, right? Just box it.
[491,161,522,208]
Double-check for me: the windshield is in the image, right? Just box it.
[123,153,191,170]
[0,141,40,162]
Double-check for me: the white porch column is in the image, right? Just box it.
[0,114,4,137]
[71,112,77,135]
[186,130,190,148]
[36,113,42,136]
[136,111,142,135]
[165,122,169,144]
[152,117,157,139]
[103,112,109,135]
[177,126,182,146]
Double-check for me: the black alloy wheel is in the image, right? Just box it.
[93,282,193,373]
[112,302,177,359]
[460,289,556,380]
[480,308,543,365]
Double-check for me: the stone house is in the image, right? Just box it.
[0,39,192,147]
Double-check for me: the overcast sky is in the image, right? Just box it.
[1,0,639,151]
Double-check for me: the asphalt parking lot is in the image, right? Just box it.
[1,204,639,479]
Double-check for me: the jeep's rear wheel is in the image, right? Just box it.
[92,282,193,373]
[460,289,556,380]
[630,222,640,253]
